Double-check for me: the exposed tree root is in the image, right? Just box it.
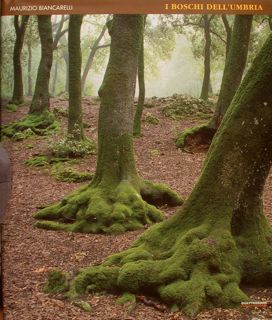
[43,208,272,316]
[2,111,59,141]
[34,179,182,234]
[176,124,216,152]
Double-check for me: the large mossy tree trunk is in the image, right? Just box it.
[209,15,253,130]
[200,15,211,101]
[67,15,84,141]
[133,16,146,137]
[177,15,253,150]
[52,33,272,316]
[34,15,182,234]
[29,15,53,114]
[10,16,29,105]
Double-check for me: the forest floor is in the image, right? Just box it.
[2,96,272,320]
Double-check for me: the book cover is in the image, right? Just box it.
[1,1,272,319]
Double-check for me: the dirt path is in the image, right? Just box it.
[2,99,272,320]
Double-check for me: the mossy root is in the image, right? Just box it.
[2,111,59,141]
[176,124,216,151]
[34,179,182,234]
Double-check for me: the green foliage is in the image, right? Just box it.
[25,156,49,167]
[44,269,70,294]
[2,111,59,141]
[50,137,96,158]
[5,104,19,112]
[116,293,136,305]
[72,300,92,312]
[144,113,159,125]
[51,164,93,183]
[25,155,75,168]
[161,94,214,120]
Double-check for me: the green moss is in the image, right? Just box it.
[25,155,77,168]
[161,94,214,120]
[116,292,136,305]
[50,138,96,158]
[176,124,216,149]
[5,103,18,112]
[51,164,93,183]
[34,178,181,234]
[25,156,49,167]
[144,114,159,125]
[44,269,70,294]
[72,300,92,312]
[2,111,59,141]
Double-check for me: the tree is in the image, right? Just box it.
[133,15,146,137]
[81,15,111,93]
[29,15,53,114]
[200,15,212,100]
[46,32,272,316]
[177,15,252,149]
[67,15,84,141]
[34,15,182,234]
[209,15,253,130]
[24,16,39,97]
[10,15,29,105]
[2,16,58,141]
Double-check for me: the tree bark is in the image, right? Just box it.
[27,43,32,96]
[63,33,272,316]
[29,15,53,114]
[221,14,232,57]
[200,15,211,101]
[35,14,182,234]
[10,16,29,105]
[133,16,146,137]
[210,15,253,129]
[177,15,253,150]
[51,60,58,95]
[67,15,84,141]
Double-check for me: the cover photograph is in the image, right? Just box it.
[0,0,272,319]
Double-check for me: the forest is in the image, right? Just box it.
[1,13,272,320]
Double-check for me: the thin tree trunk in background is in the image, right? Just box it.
[200,15,211,101]
[81,20,109,93]
[221,14,232,57]
[210,15,253,129]
[29,15,53,114]
[27,43,32,96]
[51,60,58,96]
[133,15,146,136]
[11,16,29,105]
[68,15,84,141]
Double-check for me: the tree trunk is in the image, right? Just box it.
[177,15,252,150]
[62,33,272,316]
[67,15,84,141]
[200,15,211,101]
[81,21,109,93]
[27,43,32,96]
[35,15,182,234]
[221,14,232,57]
[51,60,58,95]
[210,15,253,129]
[29,15,53,114]
[10,16,29,105]
[133,16,146,137]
